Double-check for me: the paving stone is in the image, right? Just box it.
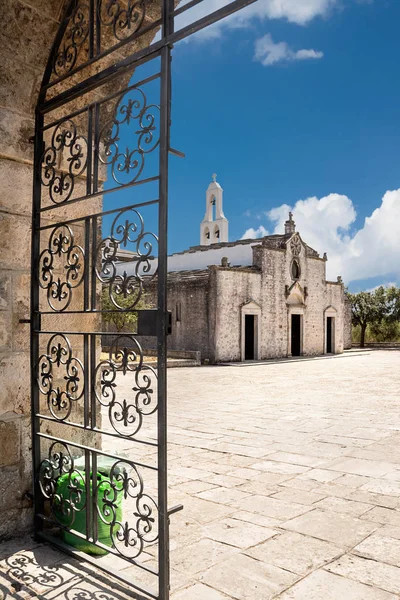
[322,458,396,478]
[361,507,400,527]
[250,461,309,475]
[172,495,234,524]
[374,526,400,540]
[335,474,372,488]
[325,553,400,595]
[360,479,400,496]
[245,531,342,575]
[230,511,282,528]
[171,539,238,576]
[201,552,298,600]
[204,518,276,549]
[354,534,400,567]
[202,474,248,488]
[172,480,219,494]
[236,495,312,521]
[226,467,264,480]
[195,486,251,506]
[276,569,398,599]
[281,509,378,548]
[265,452,325,468]
[297,468,343,483]
[346,489,399,508]
[270,488,327,506]
[172,583,234,599]
[312,496,372,517]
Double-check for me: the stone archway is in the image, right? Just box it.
[0,0,72,539]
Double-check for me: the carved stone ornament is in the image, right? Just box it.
[290,235,302,256]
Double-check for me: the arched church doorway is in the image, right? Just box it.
[30,1,257,598]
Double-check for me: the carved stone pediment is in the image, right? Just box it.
[286,281,306,306]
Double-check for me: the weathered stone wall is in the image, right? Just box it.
[213,268,262,362]
[0,0,68,539]
[207,236,346,362]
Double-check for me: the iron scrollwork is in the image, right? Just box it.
[41,119,88,205]
[53,2,90,77]
[38,442,86,528]
[98,86,160,186]
[39,224,85,311]
[38,334,84,421]
[96,207,157,310]
[98,0,146,42]
[96,460,158,559]
[94,335,157,438]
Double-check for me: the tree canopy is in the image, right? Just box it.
[101,287,152,333]
[347,285,400,347]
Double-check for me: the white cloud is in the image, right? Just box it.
[254,33,323,66]
[242,189,400,285]
[176,0,342,42]
[241,225,269,239]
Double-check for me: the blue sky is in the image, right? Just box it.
[104,0,400,291]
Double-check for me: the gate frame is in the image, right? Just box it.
[30,1,258,598]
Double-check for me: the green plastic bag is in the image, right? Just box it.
[55,471,123,555]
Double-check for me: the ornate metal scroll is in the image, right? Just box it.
[94,335,157,437]
[41,119,88,205]
[98,87,160,186]
[290,234,302,256]
[96,207,157,310]
[97,460,158,559]
[53,2,90,77]
[39,224,85,311]
[98,0,146,42]
[38,442,86,528]
[38,334,84,421]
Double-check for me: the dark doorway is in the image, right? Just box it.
[291,314,301,356]
[245,315,255,360]
[327,316,333,353]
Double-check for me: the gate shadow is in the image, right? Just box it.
[0,538,152,600]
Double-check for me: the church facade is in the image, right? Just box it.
[114,176,350,362]
[157,176,350,363]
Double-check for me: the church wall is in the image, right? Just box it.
[301,257,329,355]
[326,282,345,353]
[213,268,262,362]
[167,277,211,360]
[260,248,288,359]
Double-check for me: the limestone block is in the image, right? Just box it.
[0,507,32,540]
[0,352,31,415]
[11,272,30,352]
[0,54,40,116]
[0,107,34,162]
[0,0,58,71]
[0,414,20,467]
[21,0,66,21]
[0,313,12,350]
[0,214,31,270]
[0,159,35,217]
[0,273,11,310]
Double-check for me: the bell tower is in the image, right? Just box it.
[200,173,229,246]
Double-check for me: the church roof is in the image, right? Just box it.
[170,234,320,258]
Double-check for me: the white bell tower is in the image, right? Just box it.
[200,174,229,246]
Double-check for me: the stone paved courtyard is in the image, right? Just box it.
[1,350,400,599]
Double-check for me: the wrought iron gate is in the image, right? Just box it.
[31,0,256,597]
